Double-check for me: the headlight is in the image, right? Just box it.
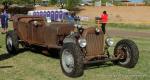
[74,24,82,28]
[96,27,100,33]
[78,38,87,48]
[106,37,114,47]
[77,25,82,28]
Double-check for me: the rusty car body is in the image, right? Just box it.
[6,15,139,77]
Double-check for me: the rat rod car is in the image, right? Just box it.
[6,15,139,77]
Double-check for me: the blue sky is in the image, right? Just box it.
[129,0,143,2]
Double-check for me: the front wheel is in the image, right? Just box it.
[60,43,84,77]
[6,31,19,54]
[113,39,139,68]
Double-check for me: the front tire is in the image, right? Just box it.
[113,39,139,68]
[60,43,84,77]
[6,31,19,54]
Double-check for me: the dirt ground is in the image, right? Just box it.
[77,6,150,37]
[78,6,150,24]
[35,6,150,23]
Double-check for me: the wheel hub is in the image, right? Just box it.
[118,46,131,65]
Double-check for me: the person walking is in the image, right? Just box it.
[100,11,108,34]
[0,10,8,34]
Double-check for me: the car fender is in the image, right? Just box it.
[63,35,77,44]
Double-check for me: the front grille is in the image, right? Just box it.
[85,33,104,56]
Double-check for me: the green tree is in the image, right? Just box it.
[144,0,150,5]
[64,0,81,10]
[101,0,108,3]
[50,0,57,5]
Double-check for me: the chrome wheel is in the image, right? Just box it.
[6,31,19,54]
[7,36,13,51]
[62,49,74,73]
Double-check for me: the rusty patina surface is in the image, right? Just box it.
[82,27,105,61]
[13,15,105,60]
[13,15,74,48]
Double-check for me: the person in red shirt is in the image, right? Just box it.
[100,11,108,34]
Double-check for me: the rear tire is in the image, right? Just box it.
[60,43,84,77]
[6,31,19,54]
[113,39,139,68]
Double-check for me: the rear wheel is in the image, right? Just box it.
[6,31,19,54]
[113,39,139,68]
[60,43,84,77]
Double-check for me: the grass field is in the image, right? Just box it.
[0,22,150,80]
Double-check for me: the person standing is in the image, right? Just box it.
[0,10,8,34]
[4,10,9,33]
[100,11,108,34]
